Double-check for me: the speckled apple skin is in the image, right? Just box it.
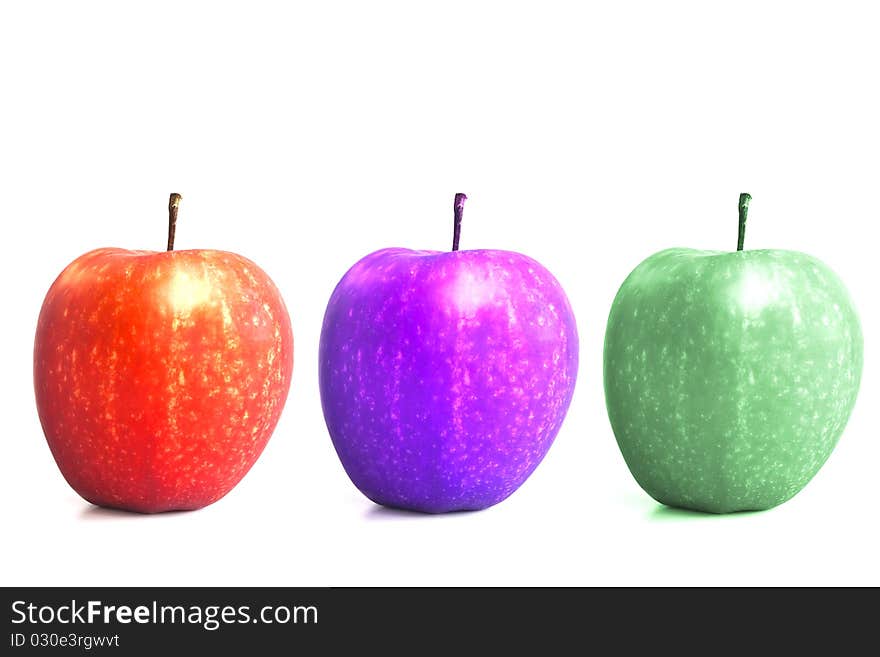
[604,248,862,513]
[319,248,579,513]
[34,248,294,513]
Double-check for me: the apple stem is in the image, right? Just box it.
[167,193,182,251]
[452,193,467,251]
[737,193,751,251]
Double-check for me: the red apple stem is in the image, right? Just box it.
[737,193,751,251]
[167,193,182,251]
[452,193,467,251]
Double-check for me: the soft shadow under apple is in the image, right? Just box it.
[649,504,765,521]
[78,505,193,521]
[363,504,479,521]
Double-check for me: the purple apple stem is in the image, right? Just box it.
[167,193,182,251]
[737,192,751,251]
[452,193,467,251]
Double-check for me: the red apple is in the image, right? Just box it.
[34,194,294,512]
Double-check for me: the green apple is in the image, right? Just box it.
[604,194,863,513]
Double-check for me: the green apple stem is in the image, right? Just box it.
[167,193,182,251]
[452,193,467,252]
[737,193,751,251]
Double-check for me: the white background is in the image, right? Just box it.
[1,1,877,586]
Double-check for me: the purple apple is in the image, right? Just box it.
[319,194,579,512]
